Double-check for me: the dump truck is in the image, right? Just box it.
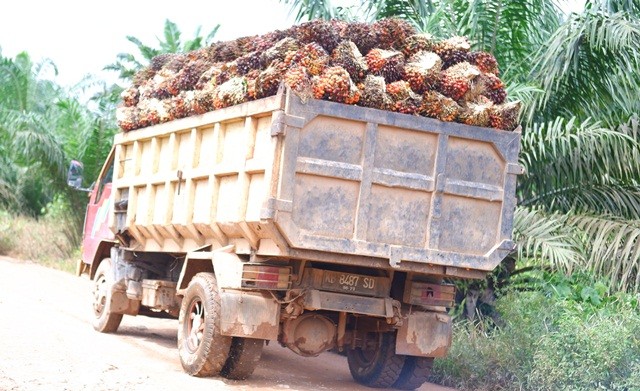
[70,88,521,389]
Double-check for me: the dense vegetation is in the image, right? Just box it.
[1,2,639,389]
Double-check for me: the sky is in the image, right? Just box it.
[0,0,295,89]
[0,0,586,92]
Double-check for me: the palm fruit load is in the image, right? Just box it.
[117,19,520,132]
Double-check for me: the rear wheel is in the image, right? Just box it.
[178,273,232,377]
[221,337,264,380]
[92,258,123,333]
[347,332,405,388]
[393,356,434,390]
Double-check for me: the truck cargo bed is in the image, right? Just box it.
[109,89,521,275]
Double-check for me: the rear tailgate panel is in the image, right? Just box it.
[273,94,521,272]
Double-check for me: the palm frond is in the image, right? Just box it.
[570,214,640,292]
[518,115,640,218]
[280,0,336,21]
[513,206,584,273]
[365,0,432,22]
[528,10,640,121]
[160,19,182,54]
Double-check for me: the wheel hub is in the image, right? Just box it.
[187,300,205,351]
[93,275,107,316]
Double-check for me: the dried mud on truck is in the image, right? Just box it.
[69,19,522,390]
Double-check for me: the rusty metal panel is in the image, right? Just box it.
[141,279,179,310]
[396,310,452,357]
[219,290,280,340]
[303,289,394,317]
[274,92,521,272]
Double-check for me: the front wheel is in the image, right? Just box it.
[92,258,123,333]
[177,273,232,377]
[347,332,405,388]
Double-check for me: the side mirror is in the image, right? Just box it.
[67,160,89,191]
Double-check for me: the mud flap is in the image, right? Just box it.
[109,287,140,315]
[395,310,451,357]
[219,290,280,340]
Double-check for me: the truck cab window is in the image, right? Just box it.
[95,160,114,202]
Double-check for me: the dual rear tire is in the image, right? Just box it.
[347,332,433,390]
[177,272,263,379]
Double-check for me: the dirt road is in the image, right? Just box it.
[0,256,453,391]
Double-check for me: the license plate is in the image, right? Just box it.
[321,270,383,296]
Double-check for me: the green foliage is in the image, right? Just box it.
[433,273,640,390]
[515,115,640,292]
[104,19,220,82]
[281,0,340,21]
[528,8,640,124]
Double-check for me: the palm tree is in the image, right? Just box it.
[104,19,220,82]
[0,49,118,245]
[278,0,640,292]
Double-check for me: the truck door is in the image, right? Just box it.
[82,149,116,265]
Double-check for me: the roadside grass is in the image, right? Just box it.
[432,277,640,391]
[0,211,79,273]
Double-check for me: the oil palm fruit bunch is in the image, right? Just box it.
[358,75,390,110]
[149,69,179,99]
[173,59,210,91]
[402,34,435,58]
[208,40,242,62]
[255,60,287,99]
[118,19,518,132]
[459,97,493,127]
[164,54,188,73]
[394,93,423,115]
[192,88,216,114]
[386,80,413,101]
[372,18,416,50]
[236,51,264,75]
[262,37,300,65]
[404,51,442,94]
[285,42,329,76]
[150,53,175,72]
[121,87,139,107]
[295,20,341,53]
[331,40,368,82]
[116,106,140,132]
[420,91,461,122]
[132,67,156,88]
[312,66,360,104]
[168,93,191,120]
[213,77,248,109]
[365,48,405,83]
[252,30,286,53]
[433,36,471,69]
[477,73,507,104]
[236,35,258,56]
[490,101,521,131]
[284,66,313,100]
[138,98,171,126]
[438,62,481,101]
[340,22,378,55]
[467,51,499,75]
[208,62,237,87]
[386,80,420,114]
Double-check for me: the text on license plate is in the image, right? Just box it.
[321,271,378,295]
